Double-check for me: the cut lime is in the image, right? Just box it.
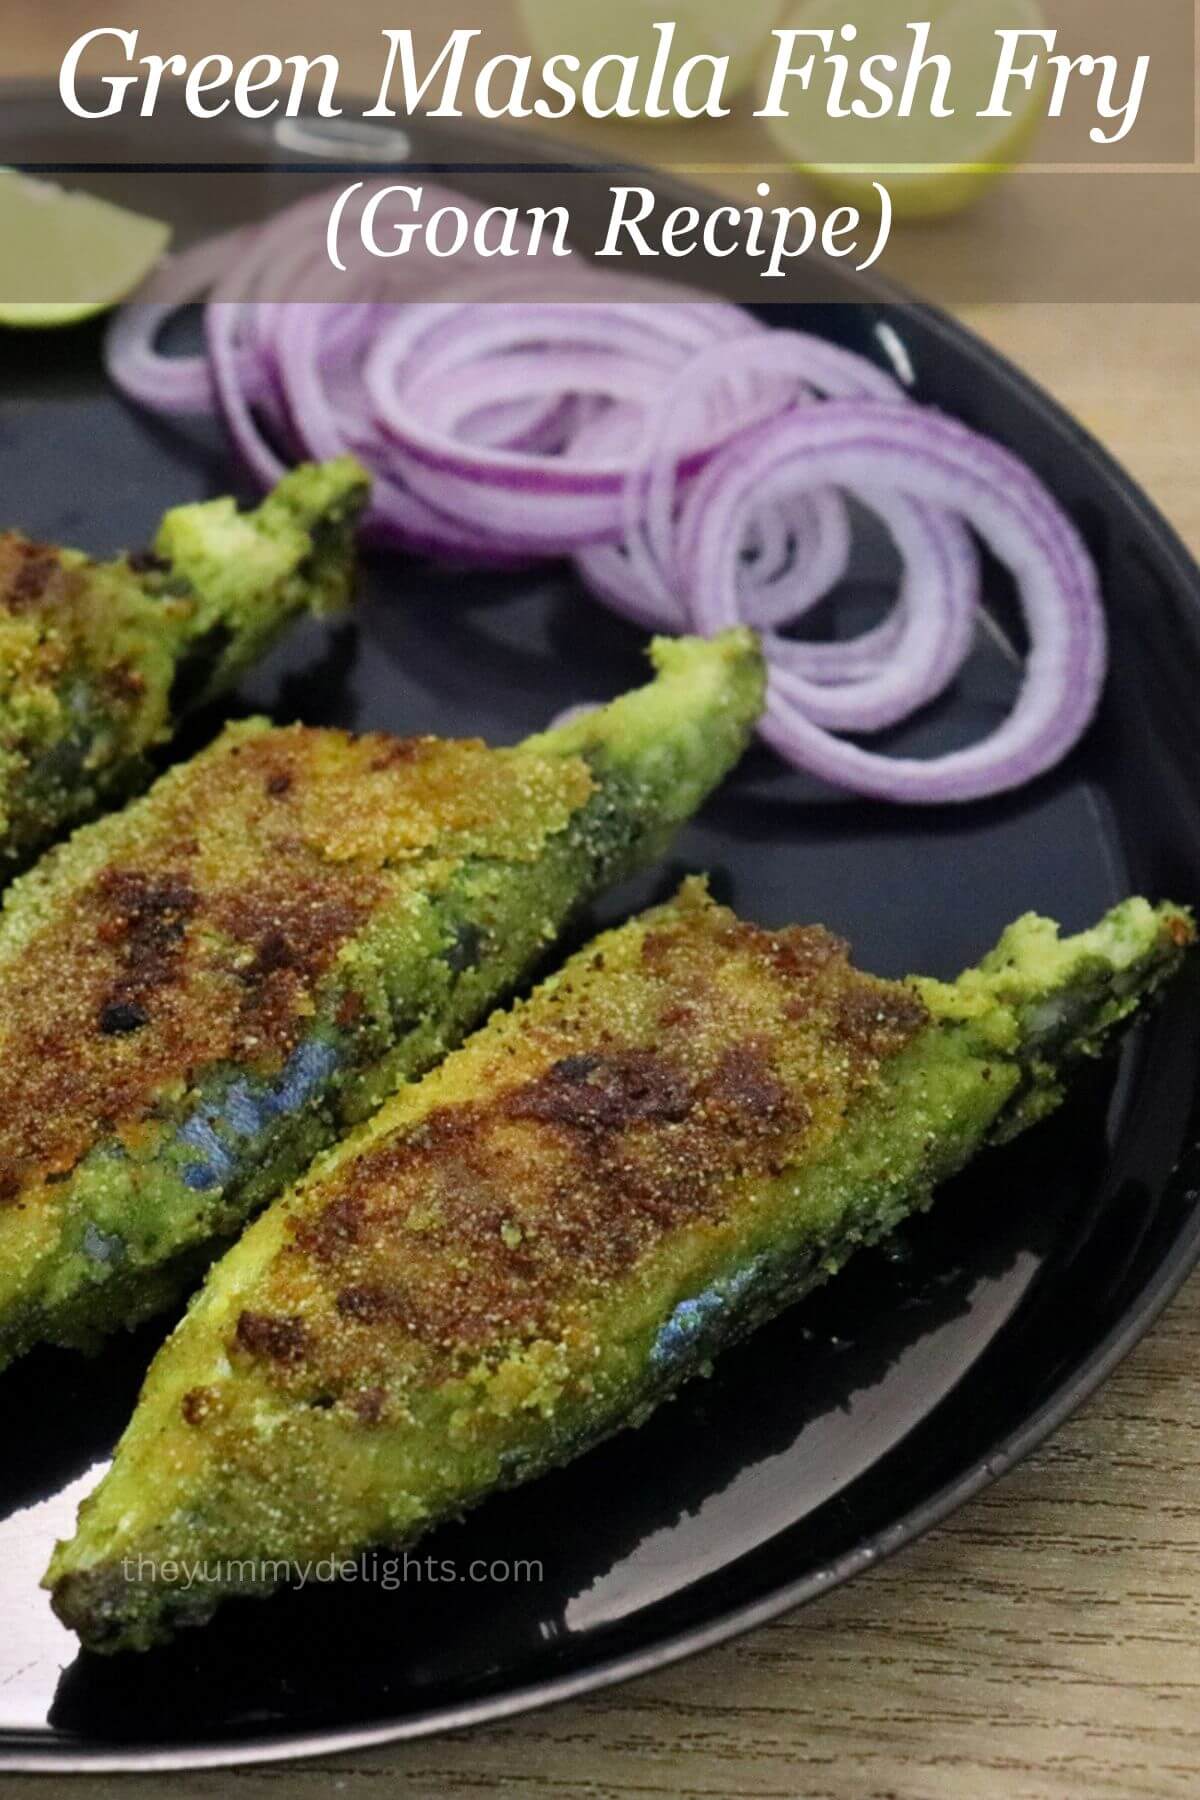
[0,174,170,328]
[759,0,1048,220]
[518,0,782,115]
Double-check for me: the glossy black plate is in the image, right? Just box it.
[2,94,1200,1772]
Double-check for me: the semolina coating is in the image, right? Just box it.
[0,457,369,869]
[46,880,1191,1651]
[0,629,765,1371]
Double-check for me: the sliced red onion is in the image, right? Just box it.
[678,448,979,731]
[105,187,1107,805]
[361,305,774,553]
[104,228,261,414]
[575,487,854,637]
[736,490,854,632]
[609,330,977,710]
[684,403,1105,802]
[266,302,537,561]
[619,330,906,627]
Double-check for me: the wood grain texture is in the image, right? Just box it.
[5,15,1200,1789]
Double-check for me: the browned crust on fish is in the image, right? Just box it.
[239,886,929,1396]
[0,724,592,1197]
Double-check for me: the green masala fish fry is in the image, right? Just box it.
[0,457,368,868]
[0,630,765,1373]
[47,877,1192,1651]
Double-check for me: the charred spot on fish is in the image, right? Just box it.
[389,1101,484,1161]
[292,1192,367,1262]
[368,735,434,770]
[234,1309,309,1364]
[95,869,198,1004]
[265,770,294,798]
[640,930,679,969]
[506,1051,693,1132]
[336,1283,398,1324]
[238,930,297,984]
[214,886,373,1059]
[218,889,367,985]
[836,982,929,1060]
[96,869,197,940]
[101,662,147,707]
[719,919,848,985]
[0,1174,19,1206]
[98,1000,150,1036]
[705,1045,791,1123]
[336,989,366,1030]
[5,542,59,611]
[180,1386,219,1426]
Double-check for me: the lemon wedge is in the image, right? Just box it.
[0,173,170,328]
[759,0,1048,219]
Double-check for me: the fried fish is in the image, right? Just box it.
[46,877,1191,1650]
[0,458,368,868]
[0,630,764,1372]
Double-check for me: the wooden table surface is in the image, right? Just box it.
[7,10,1200,1795]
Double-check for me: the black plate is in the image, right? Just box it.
[2,96,1200,1773]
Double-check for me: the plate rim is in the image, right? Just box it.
[3,95,1200,1775]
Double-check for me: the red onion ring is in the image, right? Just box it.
[613,331,977,712]
[361,305,773,553]
[105,185,1108,805]
[684,403,1106,802]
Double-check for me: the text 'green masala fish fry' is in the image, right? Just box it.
[47,878,1192,1651]
[0,630,765,1372]
[0,456,369,870]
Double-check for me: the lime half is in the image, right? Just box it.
[0,174,170,328]
[759,0,1048,219]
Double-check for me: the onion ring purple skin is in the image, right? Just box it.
[565,401,829,634]
[205,303,289,489]
[368,300,746,392]
[265,304,545,561]
[106,197,1106,802]
[105,226,263,415]
[735,490,854,632]
[556,359,807,606]
[678,450,979,730]
[369,342,754,554]
[620,328,909,627]
[686,403,1106,803]
[571,398,853,630]
[107,183,772,561]
[621,330,983,700]
[361,320,778,554]
[105,176,756,429]
[575,487,856,639]
[106,304,215,415]
[574,543,687,633]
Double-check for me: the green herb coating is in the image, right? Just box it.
[0,630,765,1371]
[45,876,1191,1650]
[0,457,369,868]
